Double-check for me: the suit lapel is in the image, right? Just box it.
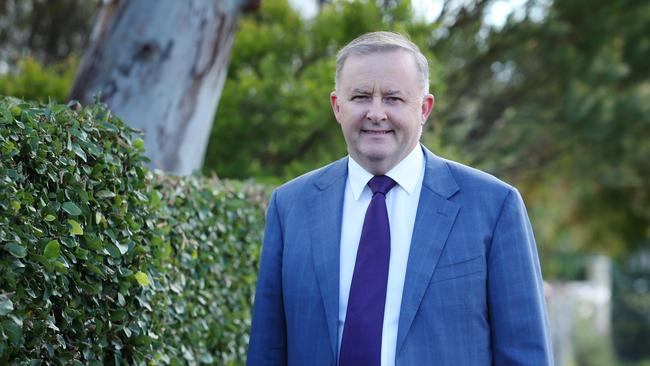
[396,147,461,353]
[309,157,348,359]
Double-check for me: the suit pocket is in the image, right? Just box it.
[432,255,484,283]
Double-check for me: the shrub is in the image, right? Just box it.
[0,57,78,103]
[148,176,266,365]
[0,97,266,364]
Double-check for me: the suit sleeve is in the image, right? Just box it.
[247,191,287,366]
[487,188,554,366]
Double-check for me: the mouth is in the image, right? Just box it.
[361,129,393,135]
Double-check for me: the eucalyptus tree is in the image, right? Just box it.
[70,0,259,175]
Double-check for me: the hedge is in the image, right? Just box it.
[0,96,267,365]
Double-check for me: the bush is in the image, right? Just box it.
[0,97,266,364]
[149,176,266,365]
[0,57,77,103]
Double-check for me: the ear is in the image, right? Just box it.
[330,91,341,123]
[420,93,435,124]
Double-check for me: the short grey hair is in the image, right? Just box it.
[335,31,430,96]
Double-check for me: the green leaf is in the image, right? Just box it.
[2,318,23,345]
[149,190,162,208]
[116,242,129,255]
[95,211,103,225]
[60,237,77,248]
[133,138,145,151]
[10,200,20,212]
[52,104,66,114]
[68,219,84,235]
[84,234,103,251]
[53,261,69,274]
[85,263,105,279]
[111,309,128,322]
[105,243,122,258]
[10,106,21,117]
[74,247,89,260]
[43,240,61,260]
[62,202,81,216]
[96,190,116,199]
[100,121,119,133]
[79,190,89,203]
[33,254,54,273]
[44,214,56,222]
[134,271,150,287]
[117,293,126,306]
[0,296,13,316]
[4,243,27,258]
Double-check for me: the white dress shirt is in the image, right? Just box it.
[338,144,425,366]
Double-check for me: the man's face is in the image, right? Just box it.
[330,50,434,175]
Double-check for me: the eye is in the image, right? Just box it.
[385,96,403,103]
[351,95,369,101]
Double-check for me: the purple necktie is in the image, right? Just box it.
[339,175,397,366]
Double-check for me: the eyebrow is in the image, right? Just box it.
[350,88,404,95]
[351,88,372,94]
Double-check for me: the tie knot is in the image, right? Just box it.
[368,175,396,196]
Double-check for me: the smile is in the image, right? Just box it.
[362,129,393,134]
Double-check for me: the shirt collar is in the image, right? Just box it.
[347,144,424,200]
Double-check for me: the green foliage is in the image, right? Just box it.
[0,0,99,66]
[205,0,443,181]
[0,96,157,364]
[432,0,650,258]
[146,176,266,365]
[0,57,77,103]
[0,97,266,364]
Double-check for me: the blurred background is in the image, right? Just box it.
[1,0,648,364]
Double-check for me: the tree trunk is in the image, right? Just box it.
[69,0,258,175]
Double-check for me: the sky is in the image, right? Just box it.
[288,0,531,27]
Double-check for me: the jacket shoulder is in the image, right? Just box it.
[272,157,347,203]
[437,158,519,205]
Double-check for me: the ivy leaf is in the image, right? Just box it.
[44,214,56,222]
[62,202,81,216]
[68,219,84,235]
[134,271,150,287]
[43,240,61,260]
[4,242,27,258]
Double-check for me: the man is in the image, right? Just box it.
[247,31,553,366]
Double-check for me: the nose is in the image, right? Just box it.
[366,97,387,123]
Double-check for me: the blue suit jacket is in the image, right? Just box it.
[247,146,553,365]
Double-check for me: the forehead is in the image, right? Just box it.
[338,50,420,93]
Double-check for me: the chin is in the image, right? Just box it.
[359,149,390,162]
[360,144,394,157]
